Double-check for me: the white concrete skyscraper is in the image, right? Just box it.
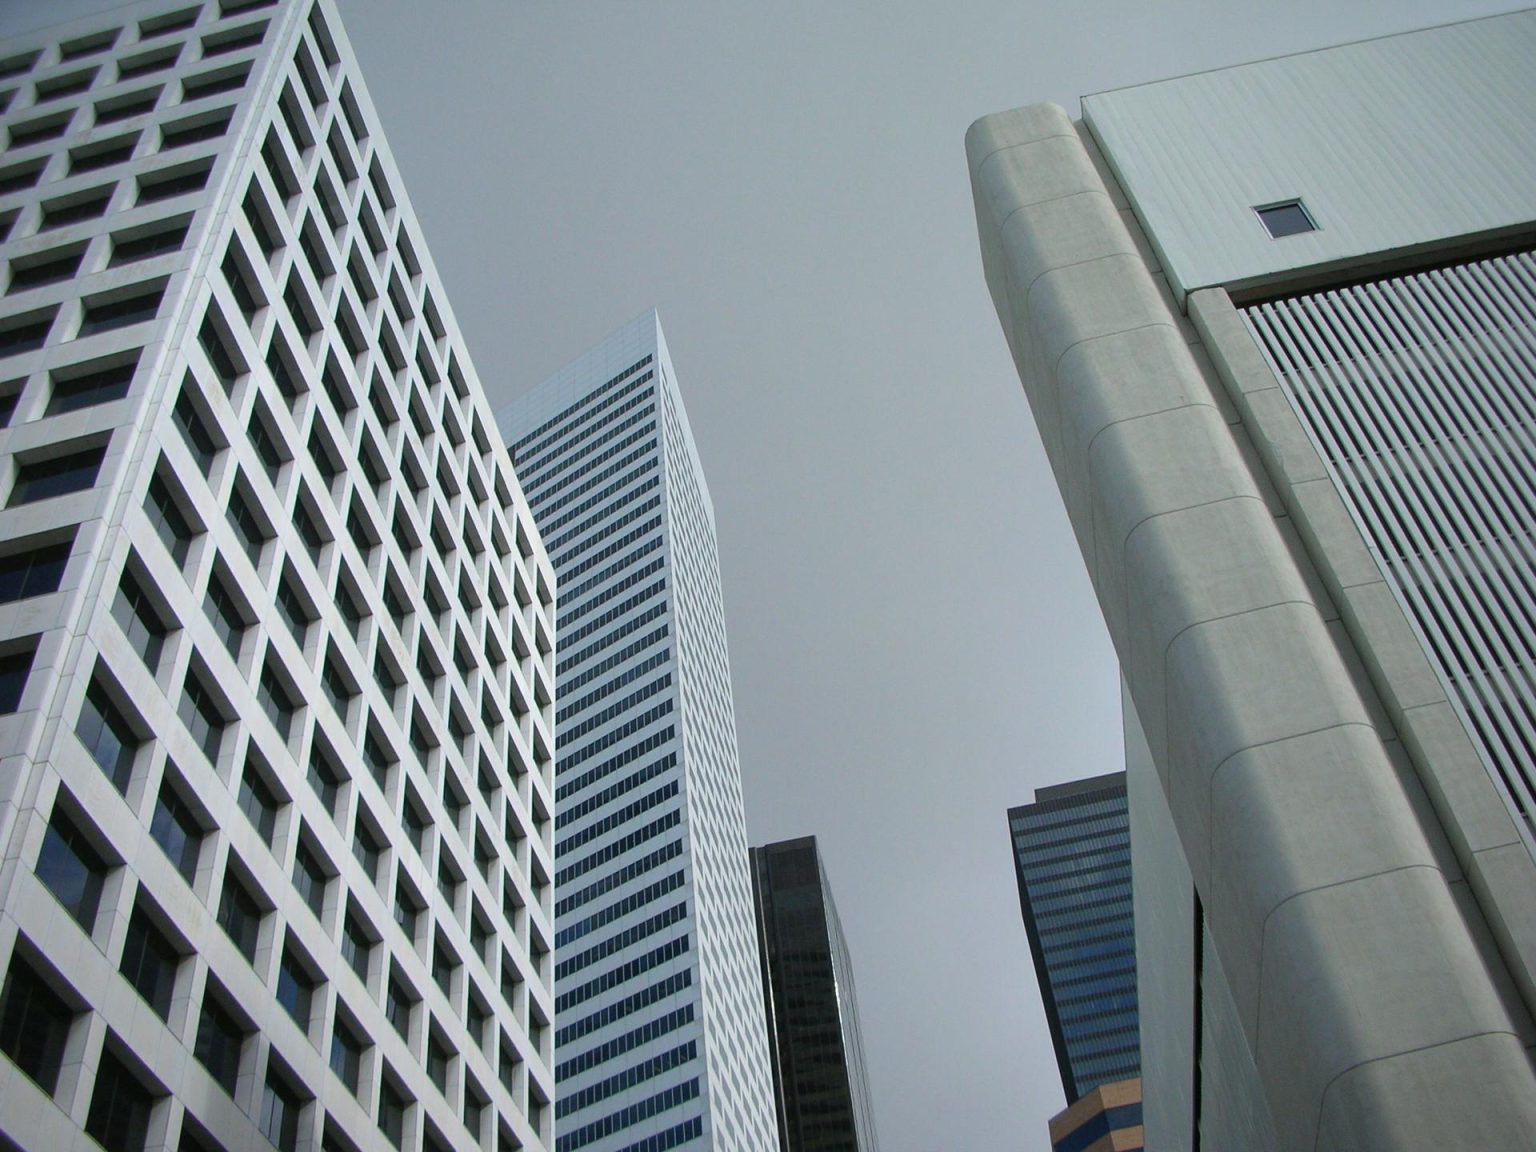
[0,3,556,1152]
[499,313,779,1152]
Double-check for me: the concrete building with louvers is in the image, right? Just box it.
[968,10,1536,1150]
[0,3,558,1151]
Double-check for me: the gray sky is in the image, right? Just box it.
[1,0,1516,1147]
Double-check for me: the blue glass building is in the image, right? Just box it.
[1008,773,1139,1102]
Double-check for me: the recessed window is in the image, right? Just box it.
[0,306,57,355]
[149,781,203,883]
[119,46,181,81]
[260,1067,304,1152]
[112,569,170,670]
[61,29,118,59]
[258,660,298,739]
[110,216,191,265]
[182,64,250,103]
[179,669,228,763]
[237,757,282,843]
[11,446,104,506]
[229,482,272,564]
[291,838,328,919]
[47,354,138,414]
[9,112,73,149]
[9,244,87,293]
[136,159,213,204]
[0,953,77,1093]
[118,903,181,1019]
[145,469,197,564]
[1255,199,1317,239]
[96,87,160,124]
[341,909,372,980]
[276,946,317,1030]
[0,535,71,603]
[174,389,219,475]
[35,806,109,931]
[80,284,166,337]
[193,987,245,1095]
[384,970,414,1038]
[160,110,233,151]
[378,1073,407,1150]
[329,1013,364,1094]
[41,187,113,230]
[216,865,262,963]
[77,675,142,792]
[205,570,248,658]
[69,133,138,174]
[85,1045,157,1152]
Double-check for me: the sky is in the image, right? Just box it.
[0,0,1519,1148]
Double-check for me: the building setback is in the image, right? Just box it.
[499,312,779,1152]
[0,2,559,1151]
[750,837,879,1152]
[969,10,1536,1150]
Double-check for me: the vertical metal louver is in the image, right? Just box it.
[1243,250,1536,845]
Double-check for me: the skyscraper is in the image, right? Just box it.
[969,10,1536,1150]
[750,836,879,1152]
[0,2,557,1151]
[499,312,779,1152]
[1008,774,1141,1152]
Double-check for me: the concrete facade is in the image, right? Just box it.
[968,12,1536,1150]
[499,315,780,1152]
[0,3,558,1151]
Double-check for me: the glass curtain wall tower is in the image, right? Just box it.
[0,2,558,1152]
[499,312,779,1152]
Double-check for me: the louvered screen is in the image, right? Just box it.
[1243,251,1536,843]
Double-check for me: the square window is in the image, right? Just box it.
[193,988,245,1096]
[291,839,328,919]
[112,570,170,671]
[0,954,77,1093]
[46,355,137,414]
[149,782,203,883]
[216,866,262,963]
[1255,199,1317,239]
[0,536,71,603]
[77,675,142,792]
[329,1014,364,1094]
[259,1068,303,1152]
[35,807,108,930]
[85,1046,157,1152]
[238,758,282,843]
[118,903,181,1020]
[276,947,316,1030]
[378,1075,407,1150]
[179,671,228,763]
[10,446,105,506]
[145,470,197,564]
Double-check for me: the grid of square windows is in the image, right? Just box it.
[0,3,556,1151]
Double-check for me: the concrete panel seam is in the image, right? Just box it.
[1201,719,1382,906]
[972,131,1084,182]
[1022,241,1147,325]
[1122,493,1273,582]
[1052,320,1184,380]
[1253,862,1447,1060]
[995,188,1119,255]
[1309,1028,1526,1152]
[1082,398,1227,468]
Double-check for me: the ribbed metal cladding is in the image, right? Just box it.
[1242,250,1536,844]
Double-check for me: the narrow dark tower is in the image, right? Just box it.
[750,837,880,1152]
